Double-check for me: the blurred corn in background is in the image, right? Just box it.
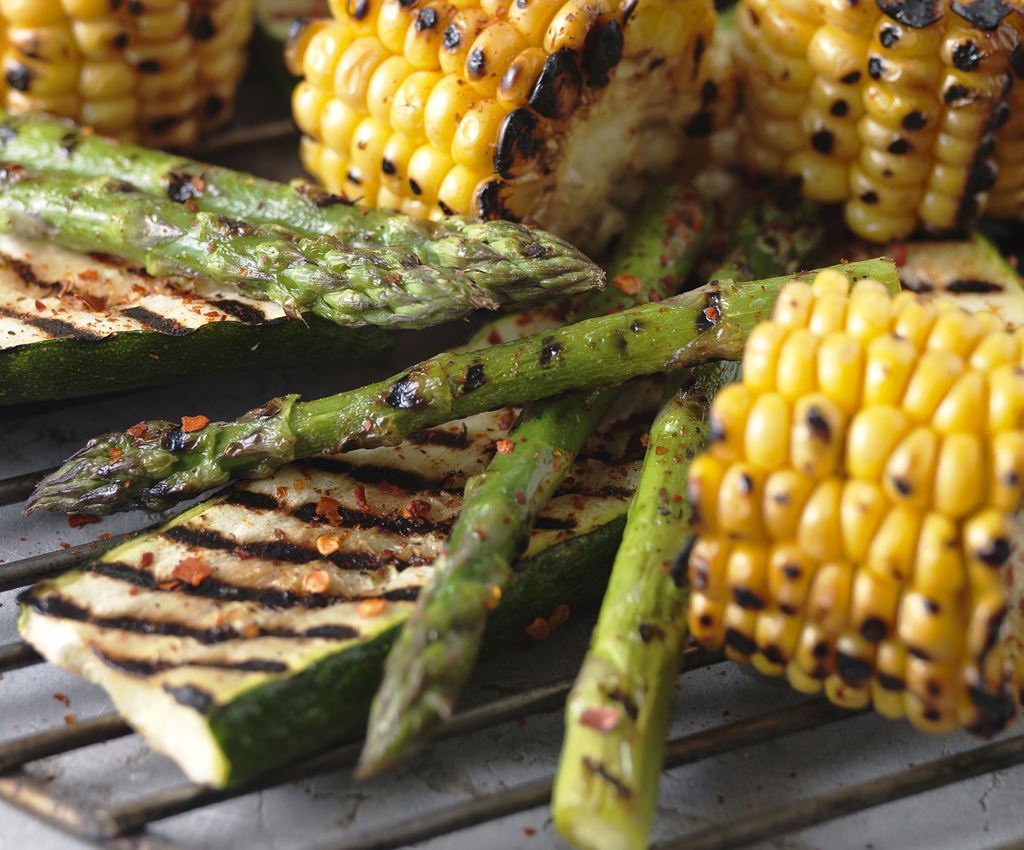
[0,0,253,147]
[287,0,730,254]
[733,0,1024,242]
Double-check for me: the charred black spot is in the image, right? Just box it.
[121,306,190,336]
[638,622,663,642]
[384,587,420,602]
[381,158,396,175]
[860,617,888,643]
[945,83,971,104]
[494,108,538,178]
[442,23,461,50]
[699,613,714,627]
[737,473,754,496]
[841,70,861,84]
[701,80,719,105]
[438,200,454,216]
[163,427,189,452]
[831,99,849,117]
[975,536,1011,566]
[877,672,905,692]
[693,34,706,69]
[902,110,927,130]
[836,653,872,687]
[876,0,944,28]
[166,171,202,203]
[733,587,765,610]
[208,298,266,324]
[967,684,1016,737]
[189,10,215,39]
[406,424,470,449]
[908,645,932,661]
[952,0,1013,29]
[475,180,513,220]
[860,190,880,204]
[467,48,486,78]
[521,241,550,259]
[408,178,422,195]
[806,406,832,441]
[150,115,185,134]
[348,0,370,17]
[529,49,582,119]
[463,362,486,392]
[762,645,785,664]
[581,757,633,800]
[138,58,160,73]
[946,278,1003,293]
[670,536,696,589]
[811,641,830,659]
[725,628,757,655]
[923,597,940,614]
[163,683,214,713]
[384,373,425,409]
[685,111,713,138]
[539,336,563,367]
[868,56,885,79]
[990,101,1011,132]
[696,289,721,333]
[890,475,912,496]
[782,563,802,580]
[888,137,910,154]
[582,19,623,87]
[128,0,144,12]
[952,40,982,72]
[922,707,941,722]
[811,130,834,154]
[415,6,437,29]
[966,158,998,194]
[0,305,105,341]
[113,32,129,49]
[4,64,31,92]
[879,24,900,47]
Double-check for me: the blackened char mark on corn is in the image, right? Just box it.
[494,109,538,179]
[529,49,582,119]
[952,0,1014,29]
[582,19,624,87]
[0,306,103,341]
[876,0,944,28]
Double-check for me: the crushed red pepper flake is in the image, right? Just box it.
[488,329,502,345]
[34,299,45,311]
[523,827,536,838]
[108,447,122,459]
[64,714,76,725]
[243,624,260,638]
[302,569,332,593]
[571,496,586,510]
[172,556,212,586]
[579,706,621,732]
[496,438,515,455]
[78,268,99,281]
[52,693,70,708]
[76,292,107,311]
[515,491,526,505]
[611,273,642,295]
[548,603,571,630]
[640,433,650,447]
[232,546,252,559]
[354,484,370,512]
[126,423,147,437]
[159,580,181,591]
[379,482,406,496]
[357,598,387,618]
[525,617,550,641]
[402,499,431,519]
[140,552,154,568]
[483,584,502,610]
[316,535,341,556]
[498,409,517,430]
[316,496,342,525]
[181,414,209,433]
[67,513,100,528]
[655,445,667,456]
[703,305,719,323]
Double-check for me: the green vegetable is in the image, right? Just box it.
[27,258,899,516]
[0,110,600,294]
[0,166,600,330]
[358,184,712,776]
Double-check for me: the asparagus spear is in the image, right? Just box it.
[356,184,713,776]
[0,110,597,294]
[0,165,601,328]
[26,258,898,517]
[549,221,824,850]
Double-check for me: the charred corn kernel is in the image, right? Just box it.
[735,0,1024,240]
[290,0,720,251]
[689,593,726,647]
[688,274,1024,735]
[0,0,250,145]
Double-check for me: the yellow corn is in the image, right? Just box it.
[688,269,1024,736]
[734,0,1024,242]
[286,0,729,254]
[0,0,251,147]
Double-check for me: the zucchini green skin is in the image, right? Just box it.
[210,516,625,785]
[0,317,392,407]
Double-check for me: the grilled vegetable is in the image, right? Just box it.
[285,0,731,254]
[358,183,712,777]
[734,0,1024,241]
[0,0,252,147]
[20,402,651,786]
[0,165,601,329]
[0,110,603,298]
[0,234,391,406]
[27,258,898,517]
[550,217,827,850]
[686,269,1024,736]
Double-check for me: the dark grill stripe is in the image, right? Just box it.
[290,499,452,536]
[406,425,471,449]
[533,516,577,531]
[161,524,410,571]
[96,647,289,677]
[119,305,190,336]
[223,490,280,510]
[295,456,463,495]
[0,305,104,341]
[208,298,272,324]
[21,589,360,644]
[0,252,57,290]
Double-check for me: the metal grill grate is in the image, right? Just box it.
[3,109,1024,850]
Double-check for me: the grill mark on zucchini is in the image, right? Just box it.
[162,525,411,570]
[20,589,361,643]
[119,305,191,336]
[163,683,216,713]
[0,305,103,340]
[294,457,463,495]
[406,425,471,449]
[289,499,452,536]
[96,647,290,676]
[208,298,274,324]
[223,490,280,510]
[0,251,59,291]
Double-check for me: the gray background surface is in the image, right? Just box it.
[1,111,1022,850]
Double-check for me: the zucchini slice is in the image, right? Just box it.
[20,393,655,786]
[0,235,391,406]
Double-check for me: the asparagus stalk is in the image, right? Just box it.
[0,110,597,294]
[549,218,825,850]
[0,166,601,328]
[356,184,713,776]
[26,258,899,517]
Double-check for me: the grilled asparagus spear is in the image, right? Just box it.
[26,258,898,517]
[0,166,601,329]
[357,184,713,776]
[0,110,600,292]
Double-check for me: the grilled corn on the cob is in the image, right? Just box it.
[734,0,1024,242]
[687,269,1024,736]
[0,0,253,147]
[286,0,728,254]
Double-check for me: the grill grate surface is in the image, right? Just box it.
[2,95,1024,850]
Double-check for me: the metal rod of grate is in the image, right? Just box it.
[0,468,52,508]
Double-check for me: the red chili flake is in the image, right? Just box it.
[316,496,342,525]
[361,419,373,432]
[354,484,370,512]
[514,491,526,505]
[654,445,667,456]
[515,313,533,326]
[496,438,515,455]
[204,310,220,318]
[181,414,209,433]
[523,827,536,838]
[611,273,642,296]
[891,243,908,267]
[402,499,432,520]
[67,513,100,528]
[98,533,111,540]
[672,494,683,502]
[131,284,148,296]
[159,580,181,591]
[232,546,252,560]
[357,598,387,618]
[293,478,306,493]
[126,423,148,437]
[59,542,70,550]
[172,556,212,586]
[525,617,550,641]
[63,714,77,725]
[579,706,621,732]
[108,447,122,459]
[379,482,406,496]
[75,292,107,311]
[34,299,45,311]
[571,496,586,510]
[303,568,332,593]
[488,329,502,345]
[703,305,719,323]
[498,409,517,430]
[640,432,650,447]
[548,603,570,630]
[140,552,154,568]
[52,693,70,708]
[242,624,260,638]
[78,269,99,281]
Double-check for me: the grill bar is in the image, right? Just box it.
[0,640,42,672]
[655,732,1024,850]
[0,715,131,772]
[315,700,854,850]
[0,468,53,508]
[198,119,298,154]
